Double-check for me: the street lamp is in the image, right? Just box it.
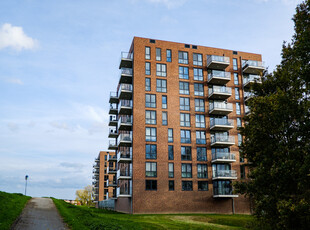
[25,175,29,196]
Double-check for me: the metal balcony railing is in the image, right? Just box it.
[209,86,232,95]
[120,67,133,75]
[209,102,233,111]
[121,52,133,60]
[213,170,237,178]
[243,74,262,85]
[212,151,235,161]
[207,55,230,65]
[208,70,231,81]
[211,135,235,144]
[210,118,234,127]
[213,187,235,196]
[242,60,265,69]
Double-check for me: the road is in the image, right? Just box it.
[12,197,68,230]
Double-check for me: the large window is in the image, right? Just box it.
[180,97,190,111]
[181,130,191,143]
[234,73,239,85]
[146,162,157,177]
[145,127,156,142]
[169,180,174,190]
[156,63,167,77]
[233,58,238,70]
[156,79,167,93]
[180,113,190,127]
[168,128,173,143]
[236,102,241,115]
[179,66,189,79]
[145,78,151,91]
[235,88,240,100]
[198,181,208,191]
[238,133,242,146]
[168,163,174,178]
[181,146,192,161]
[237,118,242,128]
[145,94,156,108]
[181,164,192,178]
[179,82,189,95]
[194,68,203,81]
[146,144,157,159]
[195,114,205,128]
[166,49,172,62]
[156,48,161,61]
[168,145,174,160]
[193,53,202,66]
[182,181,193,191]
[197,164,208,178]
[162,112,168,126]
[145,110,156,124]
[145,47,151,60]
[194,83,204,96]
[197,147,207,161]
[195,99,205,112]
[196,131,206,144]
[145,62,151,75]
[146,180,157,190]
[162,95,167,109]
[178,51,188,64]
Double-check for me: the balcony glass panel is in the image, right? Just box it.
[120,67,133,75]
[209,101,233,111]
[208,70,230,81]
[209,86,232,95]
[210,118,233,127]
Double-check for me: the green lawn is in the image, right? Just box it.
[0,191,31,230]
[52,198,253,230]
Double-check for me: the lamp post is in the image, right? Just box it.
[25,175,28,196]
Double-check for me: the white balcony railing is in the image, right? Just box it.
[208,86,232,95]
[209,101,233,111]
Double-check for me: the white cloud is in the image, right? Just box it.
[5,78,24,85]
[7,122,19,132]
[50,121,75,132]
[0,23,38,51]
[145,0,187,9]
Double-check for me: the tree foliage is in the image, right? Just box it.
[75,185,94,206]
[234,1,310,229]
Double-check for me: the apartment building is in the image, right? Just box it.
[107,37,264,214]
[92,151,116,206]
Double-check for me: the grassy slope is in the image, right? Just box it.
[52,198,253,230]
[0,191,31,230]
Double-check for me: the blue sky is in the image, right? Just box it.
[0,0,302,199]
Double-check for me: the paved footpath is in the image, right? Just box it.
[12,197,68,230]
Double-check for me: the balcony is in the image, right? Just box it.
[118,99,132,115]
[108,128,118,138]
[107,179,117,187]
[93,163,99,169]
[211,135,235,147]
[108,140,118,150]
[109,92,119,104]
[208,70,231,84]
[210,118,234,131]
[92,168,99,174]
[109,115,118,126]
[119,67,133,84]
[242,60,265,74]
[207,55,230,70]
[208,86,232,100]
[118,84,133,100]
[209,101,233,115]
[92,175,99,180]
[118,133,132,147]
[109,103,118,115]
[107,153,117,162]
[94,158,99,163]
[117,169,132,180]
[107,166,117,174]
[245,105,251,115]
[118,150,132,163]
[119,52,133,69]
[211,151,236,163]
[243,74,262,88]
[244,91,255,103]
[212,170,237,180]
[118,115,132,131]
[117,186,132,198]
[213,187,238,198]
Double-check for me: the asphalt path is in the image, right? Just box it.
[12,197,68,230]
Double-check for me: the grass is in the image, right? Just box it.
[0,191,31,230]
[52,198,253,230]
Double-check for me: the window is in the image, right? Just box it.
[179,82,189,95]
[195,114,205,128]
[180,113,190,127]
[235,88,240,100]
[169,180,174,190]
[181,130,191,143]
[185,44,190,48]
[146,180,157,190]
[236,102,241,115]
[194,83,204,96]
[198,181,208,191]
[168,163,174,178]
[180,97,190,111]
[168,128,173,143]
[234,73,239,85]
[179,66,189,79]
[146,127,156,142]
[146,144,157,159]
[197,147,207,161]
[166,49,172,62]
[194,68,203,81]
[156,48,161,61]
[181,163,192,178]
[146,162,157,177]
[178,51,188,64]
[233,58,238,70]
[193,53,203,66]
[192,45,197,49]
[168,145,174,160]
[156,63,166,77]
[145,62,151,75]
[181,146,192,161]
[145,47,151,60]
[195,99,205,112]
[240,165,246,179]
[145,94,156,108]
[197,164,208,178]
[145,110,156,124]
[145,78,151,91]
[162,95,167,109]
[196,131,206,144]
[182,181,193,191]
[162,112,167,126]
[238,133,242,146]
[150,39,155,43]
[156,79,167,92]
[237,118,242,128]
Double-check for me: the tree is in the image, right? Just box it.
[75,185,94,206]
[234,1,310,229]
